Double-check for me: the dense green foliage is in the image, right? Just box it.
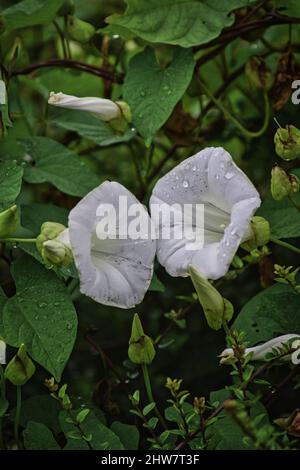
[0,0,300,451]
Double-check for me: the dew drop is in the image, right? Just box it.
[182,180,189,188]
[192,166,197,171]
[224,171,234,180]
[215,174,220,180]
[220,223,226,230]
[38,302,47,308]
[140,91,146,97]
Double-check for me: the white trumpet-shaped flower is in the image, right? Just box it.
[0,340,6,364]
[67,181,156,308]
[48,92,121,122]
[150,147,261,280]
[219,334,300,365]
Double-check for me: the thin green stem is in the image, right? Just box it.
[270,236,300,255]
[53,20,68,59]
[14,385,22,449]
[141,364,167,430]
[199,79,270,138]
[0,238,36,244]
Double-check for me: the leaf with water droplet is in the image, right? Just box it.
[2,255,77,381]
[123,47,195,141]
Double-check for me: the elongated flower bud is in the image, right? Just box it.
[0,204,19,238]
[220,334,300,365]
[48,92,122,122]
[128,313,156,365]
[189,265,233,330]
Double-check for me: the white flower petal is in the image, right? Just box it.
[150,147,261,279]
[68,181,156,308]
[48,92,121,121]
[0,340,6,364]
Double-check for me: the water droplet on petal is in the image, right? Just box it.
[182,180,189,188]
[215,174,220,180]
[225,171,234,180]
[220,223,226,230]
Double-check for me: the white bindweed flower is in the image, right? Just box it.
[67,181,156,308]
[48,92,122,122]
[150,147,261,279]
[219,334,300,365]
[0,340,6,364]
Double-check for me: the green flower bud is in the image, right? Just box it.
[0,204,19,238]
[189,265,233,330]
[128,313,156,365]
[41,239,73,266]
[271,165,291,200]
[36,222,73,266]
[66,15,95,43]
[5,344,35,386]
[245,56,274,91]
[109,101,132,133]
[242,216,270,251]
[271,165,300,201]
[274,125,300,161]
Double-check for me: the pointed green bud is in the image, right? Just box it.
[128,313,156,365]
[189,265,233,330]
[242,216,270,251]
[271,165,291,200]
[245,56,274,91]
[274,125,300,161]
[36,222,73,267]
[109,101,132,133]
[5,344,35,386]
[0,204,19,238]
[66,15,95,43]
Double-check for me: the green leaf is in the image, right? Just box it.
[123,47,195,140]
[0,160,23,203]
[233,284,300,344]
[21,203,69,234]
[23,421,60,450]
[206,389,268,450]
[106,0,252,48]
[1,0,65,33]
[50,110,135,147]
[274,0,300,17]
[0,397,8,417]
[60,409,125,450]
[148,273,165,292]
[110,421,139,450]
[2,255,77,381]
[21,137,100,197]
[258,186,300,239]
[142,402,156,416]
[16,394,61,433]
[76,408,90,424]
